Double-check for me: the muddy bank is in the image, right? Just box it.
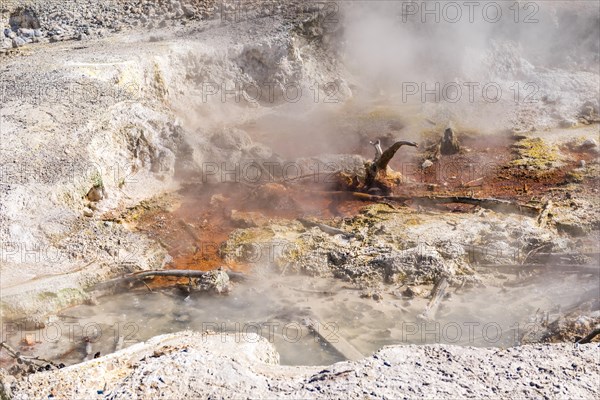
[1,331,598,399]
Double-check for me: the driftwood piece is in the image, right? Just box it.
[461,177,484,188]
[133,269,249,282]
[0,342,58,369]
[418,278,449,321]
[408,196,540,216]
[576,327,600,344]
[369,139,383,160]
[302,317,364,361]
[376,140,419,171]
[306,190,540,216]
[93,269,249,296]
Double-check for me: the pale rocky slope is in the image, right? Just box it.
[1,332,598,399]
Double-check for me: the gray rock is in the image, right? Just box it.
[560,118,578,128]
[192,269,230,293]
[580,138,598,150]
[11,37,26,48]
[230,210,268,228]
[8,7,41,30]
[210,128,252,150]
[182,4,195,17]
[372,246,453,284]
[247,143,273,159]
[579,100,599,118]
[18,28,35,38]
[555,219,589,237]
[86,185,104,202]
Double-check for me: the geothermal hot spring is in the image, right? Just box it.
[1,1,599,373]
[12,272,596,366]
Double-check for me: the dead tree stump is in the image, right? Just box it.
[364,139,418,194]
[440,127,461,155]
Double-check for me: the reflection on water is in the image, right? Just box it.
[3,273,597,367]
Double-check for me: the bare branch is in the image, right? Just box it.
[376,140,419,171]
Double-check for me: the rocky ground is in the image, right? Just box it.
[2,0,219,50]
[1,331,599,399]
[0,0,347,322]
[221,202,588,287]
[1,0,599,398]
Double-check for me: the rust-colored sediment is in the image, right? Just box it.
[130,133,597,288]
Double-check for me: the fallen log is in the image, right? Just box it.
[131,269,250,282]
[461,177,484,188]
[306,190,540,216]
[302,317,364,361]
[418,277,449,321]
[576,327,600,344]
[0,342,59,369]
[93,269,250,295]
[409,196,540,216]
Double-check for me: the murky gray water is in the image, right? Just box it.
[4,272,597,367]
